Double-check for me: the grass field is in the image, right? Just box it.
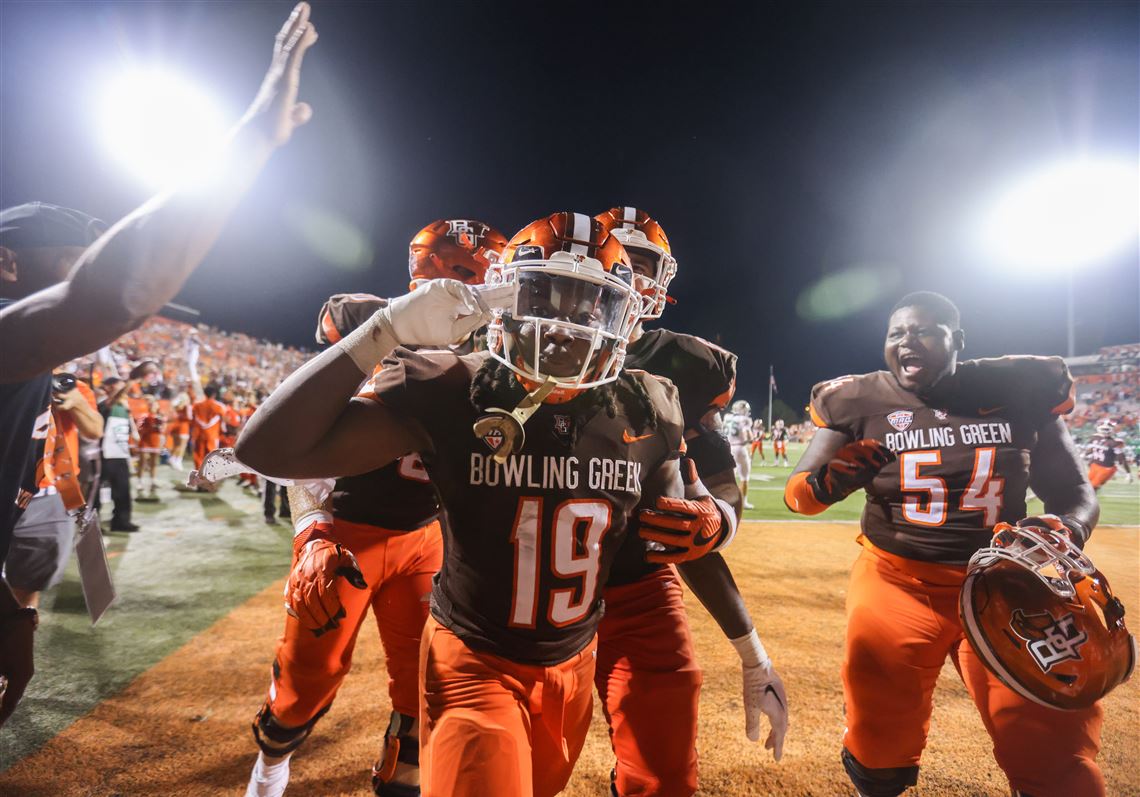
[0,454,1136,796]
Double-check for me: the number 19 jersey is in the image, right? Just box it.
[365,349,685,665]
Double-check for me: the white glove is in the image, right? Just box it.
[732,630,788,760]
[337,280,505,375]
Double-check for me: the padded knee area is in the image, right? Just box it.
[842,747,919,797]
[252,702,330,757]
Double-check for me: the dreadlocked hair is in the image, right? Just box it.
[469,359,659,445]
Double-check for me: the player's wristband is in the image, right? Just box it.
[335,308,399,376]
[784,471,829,515]
[730,628,770,668]
[711,497,738,552]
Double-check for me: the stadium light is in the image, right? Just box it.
[976,158,1139,273]
[98,69,229,190]
[975,157,1139,357]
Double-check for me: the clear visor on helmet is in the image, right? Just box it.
[612,232,677,320]
[487,259,640,390]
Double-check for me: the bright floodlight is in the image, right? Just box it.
[99,69,228,189]
[977,158,1139,273]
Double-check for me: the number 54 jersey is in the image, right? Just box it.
[810,356,1075,565]
[363,348,685,666]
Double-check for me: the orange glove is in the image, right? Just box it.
[639,458,729,564]
[809,439,894,505]
[284,522,367,637]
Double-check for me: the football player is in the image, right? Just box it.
[237,213,733,797]
[241,219,506,797]
[771,418,789,466]
[1085,419,1131,490]
[595,206,787,796]
[750,417,766,464]
[724,399,758,509]
[784,291,1104,797]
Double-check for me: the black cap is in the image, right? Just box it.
[0,202,107,249]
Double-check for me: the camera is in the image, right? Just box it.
[51,371,78,400]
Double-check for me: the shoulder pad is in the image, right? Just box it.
[809,372,883,433]
[922,356,1074,420]
[627,328,738,427]
[624,368,685,450]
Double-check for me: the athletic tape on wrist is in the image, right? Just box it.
[730,629,769,668]
[711,497,738,552]
[335,309,399,376]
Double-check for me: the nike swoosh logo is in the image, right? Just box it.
[764,685,785,708]
[623,429,654,444]
[978,406,1006,416]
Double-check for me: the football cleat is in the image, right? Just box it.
[960,521,1136,710]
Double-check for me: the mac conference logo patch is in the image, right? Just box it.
[887,410,914,431]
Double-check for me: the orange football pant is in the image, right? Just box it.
[419,615,597,797]
[773,440,786,457]
[596,567,701,797]
[750,439,765,458]
[1087,463,1116,489]
[266,518,442,726]
[843,536,1104,797]
[191,431,219,469]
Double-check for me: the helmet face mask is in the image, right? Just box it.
[488,217,641,392]
[960,521,1136,711]
[595,207,676,321]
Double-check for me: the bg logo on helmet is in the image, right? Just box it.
[1010,608,1089,673]
[447,220,484,250]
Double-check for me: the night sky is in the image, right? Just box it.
[2,1,1137,410]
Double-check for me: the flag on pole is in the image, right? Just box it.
[769,370,778,394]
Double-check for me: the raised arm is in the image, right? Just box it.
[0,3,318,383]
[237,279,495,479]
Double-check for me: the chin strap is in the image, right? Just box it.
[472,377,557,464]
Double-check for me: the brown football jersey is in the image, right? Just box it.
[316,295,443,531]
[367,348,686,665]
[607,328,738,587]
[810,356,1073,564]
[1087,434,1126,469]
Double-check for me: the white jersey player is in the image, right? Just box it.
[725,400,757,509]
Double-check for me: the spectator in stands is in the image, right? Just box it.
[0,1,319,726]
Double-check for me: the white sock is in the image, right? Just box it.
[245,751,292,797]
